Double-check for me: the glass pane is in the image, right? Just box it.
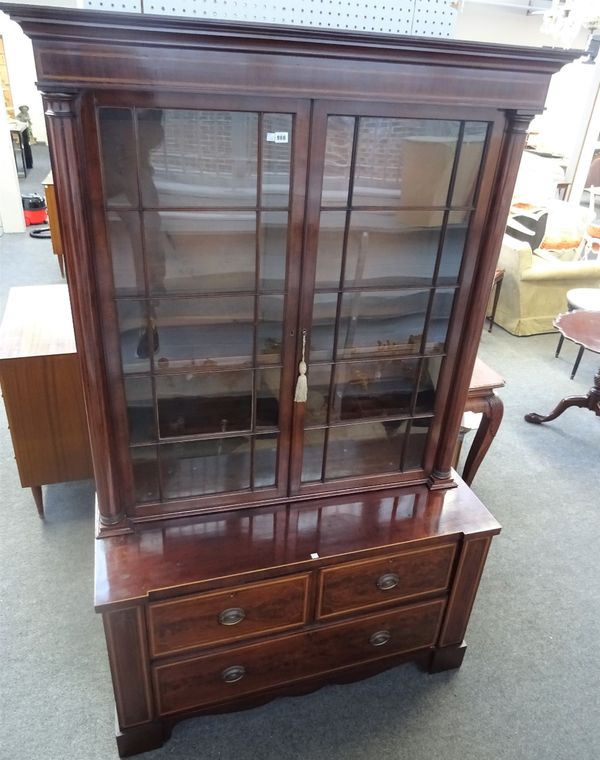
[260,212,288,291]
[304,364,332,427]
[156,371,252,438]
[353,118,460,207]
[331,358,420,422]
[311,293,338,361]
[131,446,159,503]
[160,437,251,498]
[345,211,444,288]
[337,290,429,360]
[254,434,278,488]
[153,296,254,370]
[138,109,258,208]
[315,211,346,289]
[438,212,469,285]
[403,420,431,471]
[145,211,256,294]
[256,296,285,365]
[326,421,404,479]
[124,377,156,444]
[301,428,326,483]
[116,300,151,373]
[108,211,144,296]
[426,288,456,353]
[256,368,280,429]
[322,116,354,207]
[451,123,488,208]
[98,107,138,208]
[262,114,292,207]
[415,357,442,414]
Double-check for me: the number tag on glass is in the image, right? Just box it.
[266,132,289,144]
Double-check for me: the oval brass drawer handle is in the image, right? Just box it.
[222,665,246,684]
[376,572,400,591]
[218,607,246,626]
[369,630,391,647]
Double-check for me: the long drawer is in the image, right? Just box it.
[148,574,310,658]
[153,598,445,716]
[317,543,456,619]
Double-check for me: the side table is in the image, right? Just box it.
[0,285,94,516]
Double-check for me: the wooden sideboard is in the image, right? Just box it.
[43,171,65,278]
[0,284,93,516]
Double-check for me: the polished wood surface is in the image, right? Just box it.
[0,285,93,514]
[462,357,505,485]
[42,171,65,277]
[526,311,600,424]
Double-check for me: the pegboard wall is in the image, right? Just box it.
[83,0,459,38]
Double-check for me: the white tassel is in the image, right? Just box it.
[294,330,308,403]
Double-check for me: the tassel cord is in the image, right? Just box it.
[294,330,308,403]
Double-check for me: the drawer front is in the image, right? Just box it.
[148,574,310,658]
[317,543,456,619]
[154,599,445,716]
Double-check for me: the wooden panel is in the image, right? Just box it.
[154,599,445,715]
[103,606,154,728]
[0,354,92,487]
[43,172,64,257]
[317,543,456,619]
[148,574,310,658]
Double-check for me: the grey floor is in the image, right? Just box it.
[1,145,599,760]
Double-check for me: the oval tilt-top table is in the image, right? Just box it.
[525,310,600,424]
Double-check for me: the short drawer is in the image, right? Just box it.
[148,574,310,658]
[317,543,456,619]
[153,598,445,716]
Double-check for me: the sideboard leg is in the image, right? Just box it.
[427,642,467,673]
[31,486,44,518]
[115,717,171,758]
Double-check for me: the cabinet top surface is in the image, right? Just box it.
[0,3,577,73]
[0,285,76,360]
[94,476,501,609]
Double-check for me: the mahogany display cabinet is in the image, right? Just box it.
[3,5,574,756]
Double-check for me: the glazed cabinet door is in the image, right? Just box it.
[88,95,309,516]
[291,101,496,495]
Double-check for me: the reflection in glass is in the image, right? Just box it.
[160,437,251,498]
[263,114,292,207]
[254,434,278,488]
[301,428,325,483]
[438,213,469,285]
[332,358,420,422]
[353,118,460,207]
[451,123,488,208]
[260,212,288,291]
[99,108,138,208]
[414,357,441,414]
[345,211,443,288]
[256,296,285,365]
[304,364,332,427]
[256,368,280,429]
[124,377,156,444]
[322,116,355,207]
[426,289,456,353]
[326,421,404,479]
[310,293,338,361]
[145,212,256,294]
[116,300,151,373]
[403,419,431,470]
[337,290,429,359]
[153,296,254,369]
[108,211,145,296]
[156,371,252,438]
[315,211,346,289]
[138,109,258,208]
[131,446,159,503]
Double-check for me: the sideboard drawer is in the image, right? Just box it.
[148,574,310,658]
[154,598,445,716]
[317,543,456,619]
